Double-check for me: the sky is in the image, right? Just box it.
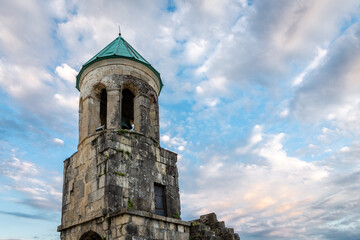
[0,0,360,239]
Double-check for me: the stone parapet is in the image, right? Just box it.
[59,209,190,240]
[109,209,190,239]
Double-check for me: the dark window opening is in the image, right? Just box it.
[100,89,107,128]
[121,89,134,130]
[79,231,102,240]
[154,183,166,217]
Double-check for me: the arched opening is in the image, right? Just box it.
[121,89,135,130]
[100,89,107,128]
[79,231,102,240]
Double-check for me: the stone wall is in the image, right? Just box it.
[190,213,240,240]
[109,210,190,239]
[60,129,181,235]
[78,74,160,144]
[59,209,190,240]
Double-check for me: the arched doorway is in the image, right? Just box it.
[79,231,102,240]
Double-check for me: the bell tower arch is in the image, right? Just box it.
[58,34,190,240]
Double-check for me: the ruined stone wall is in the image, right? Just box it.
[190,213,240,240]
[60,129,181,235]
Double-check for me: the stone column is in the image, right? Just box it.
[106,89,121,130]
[134,94,150,135]
[79,97,92,143]
[88,96,100,136]
[78,99,83,144]
[150,100,160,142]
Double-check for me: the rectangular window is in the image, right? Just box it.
[154,183,166,217]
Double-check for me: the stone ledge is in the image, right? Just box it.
[108,208,191,226]
[77,129,177,161]
[77,129,158,151]
[57,211,105,232]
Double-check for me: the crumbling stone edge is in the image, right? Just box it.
[190,213,240,240]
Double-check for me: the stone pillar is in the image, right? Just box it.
[79,97,93,143]
[106,89,121,130]
[89,97,101,135]
[78,99,83,143]
[150,99,160,142]
[134,94,150,135]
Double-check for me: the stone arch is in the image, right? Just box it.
[79,231,102,240]
[121,88,135,130]
[93,83,107,129]
[99,88,107,127]
[122,81,139,96]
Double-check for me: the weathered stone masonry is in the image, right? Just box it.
[59,129,190,239]
[58,34,239,240]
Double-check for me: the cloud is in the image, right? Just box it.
[0,210,50,220]
[0,0,57,65]
[292,47,327,86]
[197,0,359,91]
[54,93,78,110]
[0,154,62,212]
[53,138,64,146]
[181,126,360,239]
[236,125,263,154]
[290,23,360,132]
[55,63,78,83]
[161,134,187,152]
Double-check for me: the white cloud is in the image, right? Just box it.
[196,0,359,90]
[54,93,78,110]
[160,134,170,143]
[292,47,327,86]
[0,154,62,211]
[236,125,263,154]
[55,63,78,83]
[340,146,350,153]
[182,129,359,239]
[0,0,56,65]
[280,108,289,117]
[161,134,187,152]
[290,23,360,135]
[53,138,64,146]
[185,38,208,63]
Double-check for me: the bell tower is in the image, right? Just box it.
[58,34,190,240]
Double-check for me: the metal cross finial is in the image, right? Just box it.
[118,25,121,36]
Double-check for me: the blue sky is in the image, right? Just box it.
[0,0,360,239]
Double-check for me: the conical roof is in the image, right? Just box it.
[76,35,163,92]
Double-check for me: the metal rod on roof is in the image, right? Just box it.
[118,25,121,36]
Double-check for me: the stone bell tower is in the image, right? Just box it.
[58,34,190,240]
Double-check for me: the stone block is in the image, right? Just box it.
[169,223,175,230]
[99,175,105,188]
[200,213,218,225]
[132,216,145,226]
[115,215,130,226]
